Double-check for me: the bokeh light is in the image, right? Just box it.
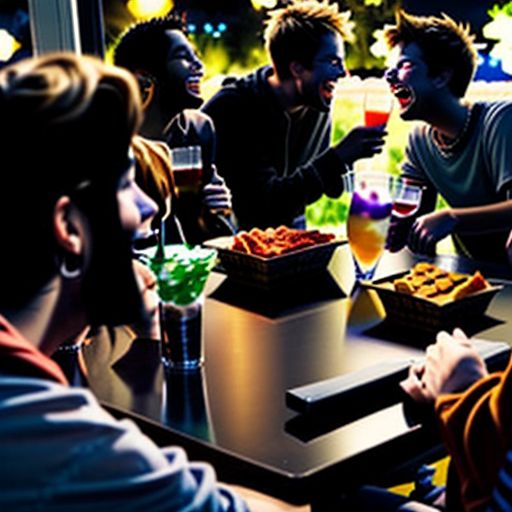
[250,0,278,11]
[483,4,512,76]
[127,0,173,20]
[0,29,19,62]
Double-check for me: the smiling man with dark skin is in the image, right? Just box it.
[115,15,233,244]
[202,0,386,230]
[116,19,204,139]
[384,10,512,264]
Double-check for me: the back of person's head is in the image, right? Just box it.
[0,53,143,326]
[114,13,185,80]
[384,10,477,98]
[132,135,175,223]
[264,0,352,80]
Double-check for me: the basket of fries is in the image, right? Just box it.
[203,226,345,289]
[363,262,503,330]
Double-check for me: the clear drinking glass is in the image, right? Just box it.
[150,245,217,371]
[392,182,423,218]
[160,295,204,370]
[364,83,394,128]
[346,172,394,281]
[170,146,203,193]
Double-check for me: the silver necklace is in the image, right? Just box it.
[432,105,473,158]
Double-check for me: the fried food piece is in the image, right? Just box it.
[232,235,251,254]
[416,284,438,298]
[411,275,430,288]
[412,262,435,275]
[393,277,416,295]
[240,232,274,257]
[427,268,448,280]
[435,277,454,294]
[450,271,488,300]
[448,272,467,285]
[231,226,335,257]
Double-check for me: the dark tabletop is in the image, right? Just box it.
[83,245,512,507]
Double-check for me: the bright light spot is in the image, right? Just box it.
[218,22,227,32]
[127,0,173,19]
[365,0,383,5]
[489,57,500,68]
[483,12,512,40]
[187,23,196,33]
[0,29,20,62]
[251,0,278,10]
[482,6,512,77]
[203,22,213,34]
[213,31,221,38]
[489,41,512,74]
[369,29,390,60]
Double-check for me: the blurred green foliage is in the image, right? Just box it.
[342,0,400,72]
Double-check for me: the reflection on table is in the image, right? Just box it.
[83,244,512,508]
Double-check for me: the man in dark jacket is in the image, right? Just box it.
[202,0,387,230]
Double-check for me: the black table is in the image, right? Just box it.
[83,246,512,510]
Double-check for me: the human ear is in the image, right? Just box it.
[135,70,156,109]
[289,61,305,79]
[53,196,83,257]
[432,69,452,89]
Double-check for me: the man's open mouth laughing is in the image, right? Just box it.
[186,75,201,96]
[390,84,414,112]
[320,80,336,102]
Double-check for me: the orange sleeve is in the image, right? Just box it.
[435,355,512,511]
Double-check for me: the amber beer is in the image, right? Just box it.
[171,146,203,193]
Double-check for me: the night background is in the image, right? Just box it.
[1,0,511,78]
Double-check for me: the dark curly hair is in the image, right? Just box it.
[114,13,185,79]
[384,10,477,98]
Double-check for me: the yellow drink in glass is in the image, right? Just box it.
[347,178,393,281]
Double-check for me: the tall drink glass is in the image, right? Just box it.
[150,245,217,371]
[347,172,394,281]
[364,82,394,128]
[358,80,394,173]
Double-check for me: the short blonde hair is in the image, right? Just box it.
[264,0,352,79]
[385,10,477,98]
[132,135,176,222]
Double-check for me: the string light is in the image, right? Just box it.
[127,0,173,20]
[0,29,19,62]
[250,0,278,11]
